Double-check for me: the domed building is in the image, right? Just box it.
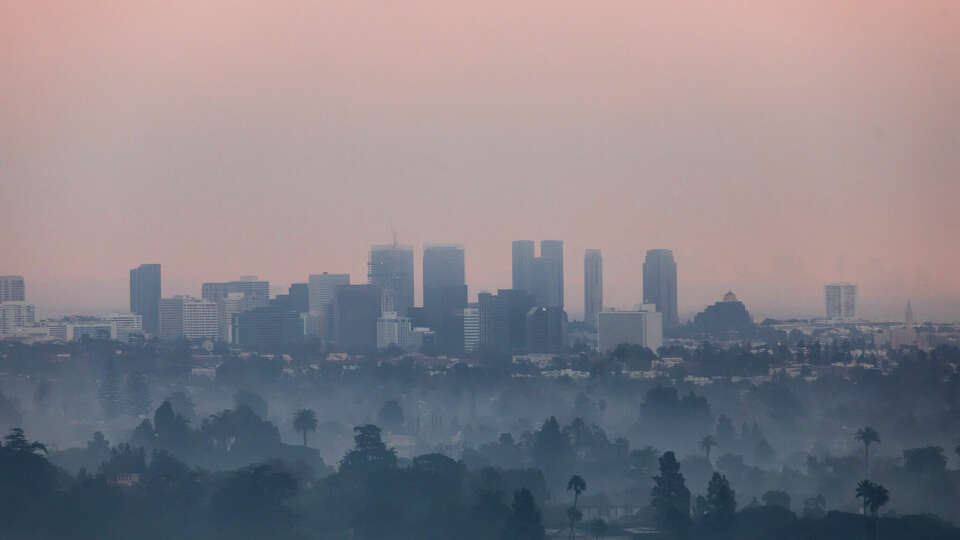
[692,291,755,336]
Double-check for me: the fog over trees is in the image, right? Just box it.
[0,336,959,538]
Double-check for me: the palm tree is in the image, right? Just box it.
[567,474,587,540]
[855,427,880,478]
[292,409,318,447]
[856,480,890,540]
[700,435,718,462]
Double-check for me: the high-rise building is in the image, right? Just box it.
[308,273,350,337]
[463,306,481,354]
[512,240,535,294]
[217,292,246,342]
[642,249,679,328]
[335,284,382,352]
[512,240,563,308]
[377,311,418,350]
[537,240,564,309]
[478,289,536,354]
[597,310,663,353]
[0,276,26,303]
[525,306,567,353]
[129,264,161,335]
[158,296,217,341]
[0,302,35,337]
[423,244,467,353]
[232,306,303,350]
[368,243,414,317]
[271,283,310,314]
[584,249,602,327]
[825,283,857,319]
[202,278,269,309]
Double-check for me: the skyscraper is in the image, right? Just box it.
[423,244,467,353]
[538,240,564,309]
[129,264,161,335]
[825,283,857,319]
[0,276,26,302]
[335,284,382,352]
[308,273,350,337]
[642,250,679,328]
[368,243,414,317]
[584,249,602,327]
[511,240,535,294]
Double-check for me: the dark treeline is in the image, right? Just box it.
[0,340,959,538]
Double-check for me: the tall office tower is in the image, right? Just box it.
[597,310,663,353]
[287,283,309,314]
[232,306,303,350]
[478,292,509,354]
[642,249,679,328]
[525,306,567,353]
[158,296,218,340]
[308,273,350,337]
[539,240,564,308]
[368,243,414,317]
[202,278,269,309]
[584,249,603,327]
[512,240,536,294]
[129,264,161,335]
[500,289,536,351]
[335,284,382,352]
[217,292,246,342]
[0,302,36,337]
[462,305,481,354]
[423,244,468,353]
[0,276,26,302]
[271,283,310,314]
[825,283,857,319]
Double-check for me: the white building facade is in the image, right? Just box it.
[597,310,663,353]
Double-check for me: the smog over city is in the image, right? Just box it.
[1,2,959,539]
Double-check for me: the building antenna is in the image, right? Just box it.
[392,227,398,248]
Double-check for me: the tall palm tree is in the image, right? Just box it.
[855,427,880,478]
[700,435,718,462]
[856,480,890,540]
[567,474,587,540]
[293,409,318,447]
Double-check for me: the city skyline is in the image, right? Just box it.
[3,1,958,321]
[1,238,954,323]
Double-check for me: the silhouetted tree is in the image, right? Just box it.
[700,435,718,462]
[761,490,791,510]
[502,488,545,540]
[377,400,404,431]
[339,424,397,474]
[651,451,691,538]
[855,427,881,478]
[856,480,890,540]
[233,389,268,419]
[567,474,586,539]
[701,472,736,539]
[293,409,318,447]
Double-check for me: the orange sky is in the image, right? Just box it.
[2,1,958,321]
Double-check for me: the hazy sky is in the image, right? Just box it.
[3,1,958,321]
